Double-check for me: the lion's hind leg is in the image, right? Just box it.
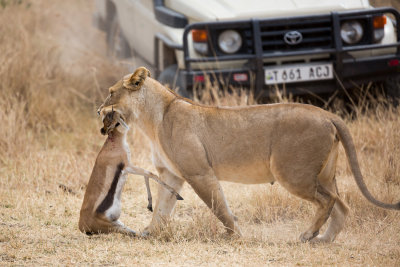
[314,185,349,243]
[299,184,337,242]
[311,139,349,242]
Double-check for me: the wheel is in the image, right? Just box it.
[384,75,400,105]
[158,64,192,98]
[106,16,131,59]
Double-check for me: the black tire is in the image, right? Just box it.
[384,75,400,105]
[106,16,131,59]
[158,64,192,98]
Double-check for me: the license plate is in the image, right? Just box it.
[265,63,333,84]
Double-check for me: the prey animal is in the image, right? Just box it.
[79,109,183,236]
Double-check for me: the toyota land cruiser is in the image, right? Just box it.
[93,0,400,100]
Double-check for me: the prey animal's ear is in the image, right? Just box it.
[123,67,151,91]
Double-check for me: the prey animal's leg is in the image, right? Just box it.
[112,220,136,236]
[124,165,184,200]
[144,176,153,212]
[143,169,185,236]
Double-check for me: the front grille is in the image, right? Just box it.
[258,17,333,53]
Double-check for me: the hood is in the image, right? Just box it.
[165,0,371,22]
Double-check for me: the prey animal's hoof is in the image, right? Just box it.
[140,230,150,238]
[147,204,153,212]
[126,229,137,237]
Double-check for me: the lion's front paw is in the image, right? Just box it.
[300,230,319,243]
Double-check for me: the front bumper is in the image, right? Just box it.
[178,7,400,96]
[182,54,400,96]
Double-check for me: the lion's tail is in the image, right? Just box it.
[331,117,400,210]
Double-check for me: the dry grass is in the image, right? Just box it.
[1,0,400,266]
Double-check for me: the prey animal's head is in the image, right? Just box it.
[100,108,129,135]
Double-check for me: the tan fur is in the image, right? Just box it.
[79,109,182,236]
[98,67,400,242]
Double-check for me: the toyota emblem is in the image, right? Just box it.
[284,31,303,45]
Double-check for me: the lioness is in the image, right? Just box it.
[79,108,182,236]
[97,67,400,242]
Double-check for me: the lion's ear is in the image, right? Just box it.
[123,67,151,91]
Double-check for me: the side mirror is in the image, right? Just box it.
[153,0,188,28]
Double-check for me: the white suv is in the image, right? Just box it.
[94,0,400,99]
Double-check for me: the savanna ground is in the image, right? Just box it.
[1,0,400,265]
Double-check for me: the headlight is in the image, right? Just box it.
[340,21,363,44]
[218,30,242,54]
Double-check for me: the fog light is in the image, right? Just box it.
[373,15,387,43]
[193,43,208,55]
[340,21,363,44]
[192,29,208,55]
[218,30,242,54]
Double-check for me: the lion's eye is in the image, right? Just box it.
[135,81,140,86]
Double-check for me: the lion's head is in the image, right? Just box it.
[97,67,151,124]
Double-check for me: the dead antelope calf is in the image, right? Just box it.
[79,110,183,236]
